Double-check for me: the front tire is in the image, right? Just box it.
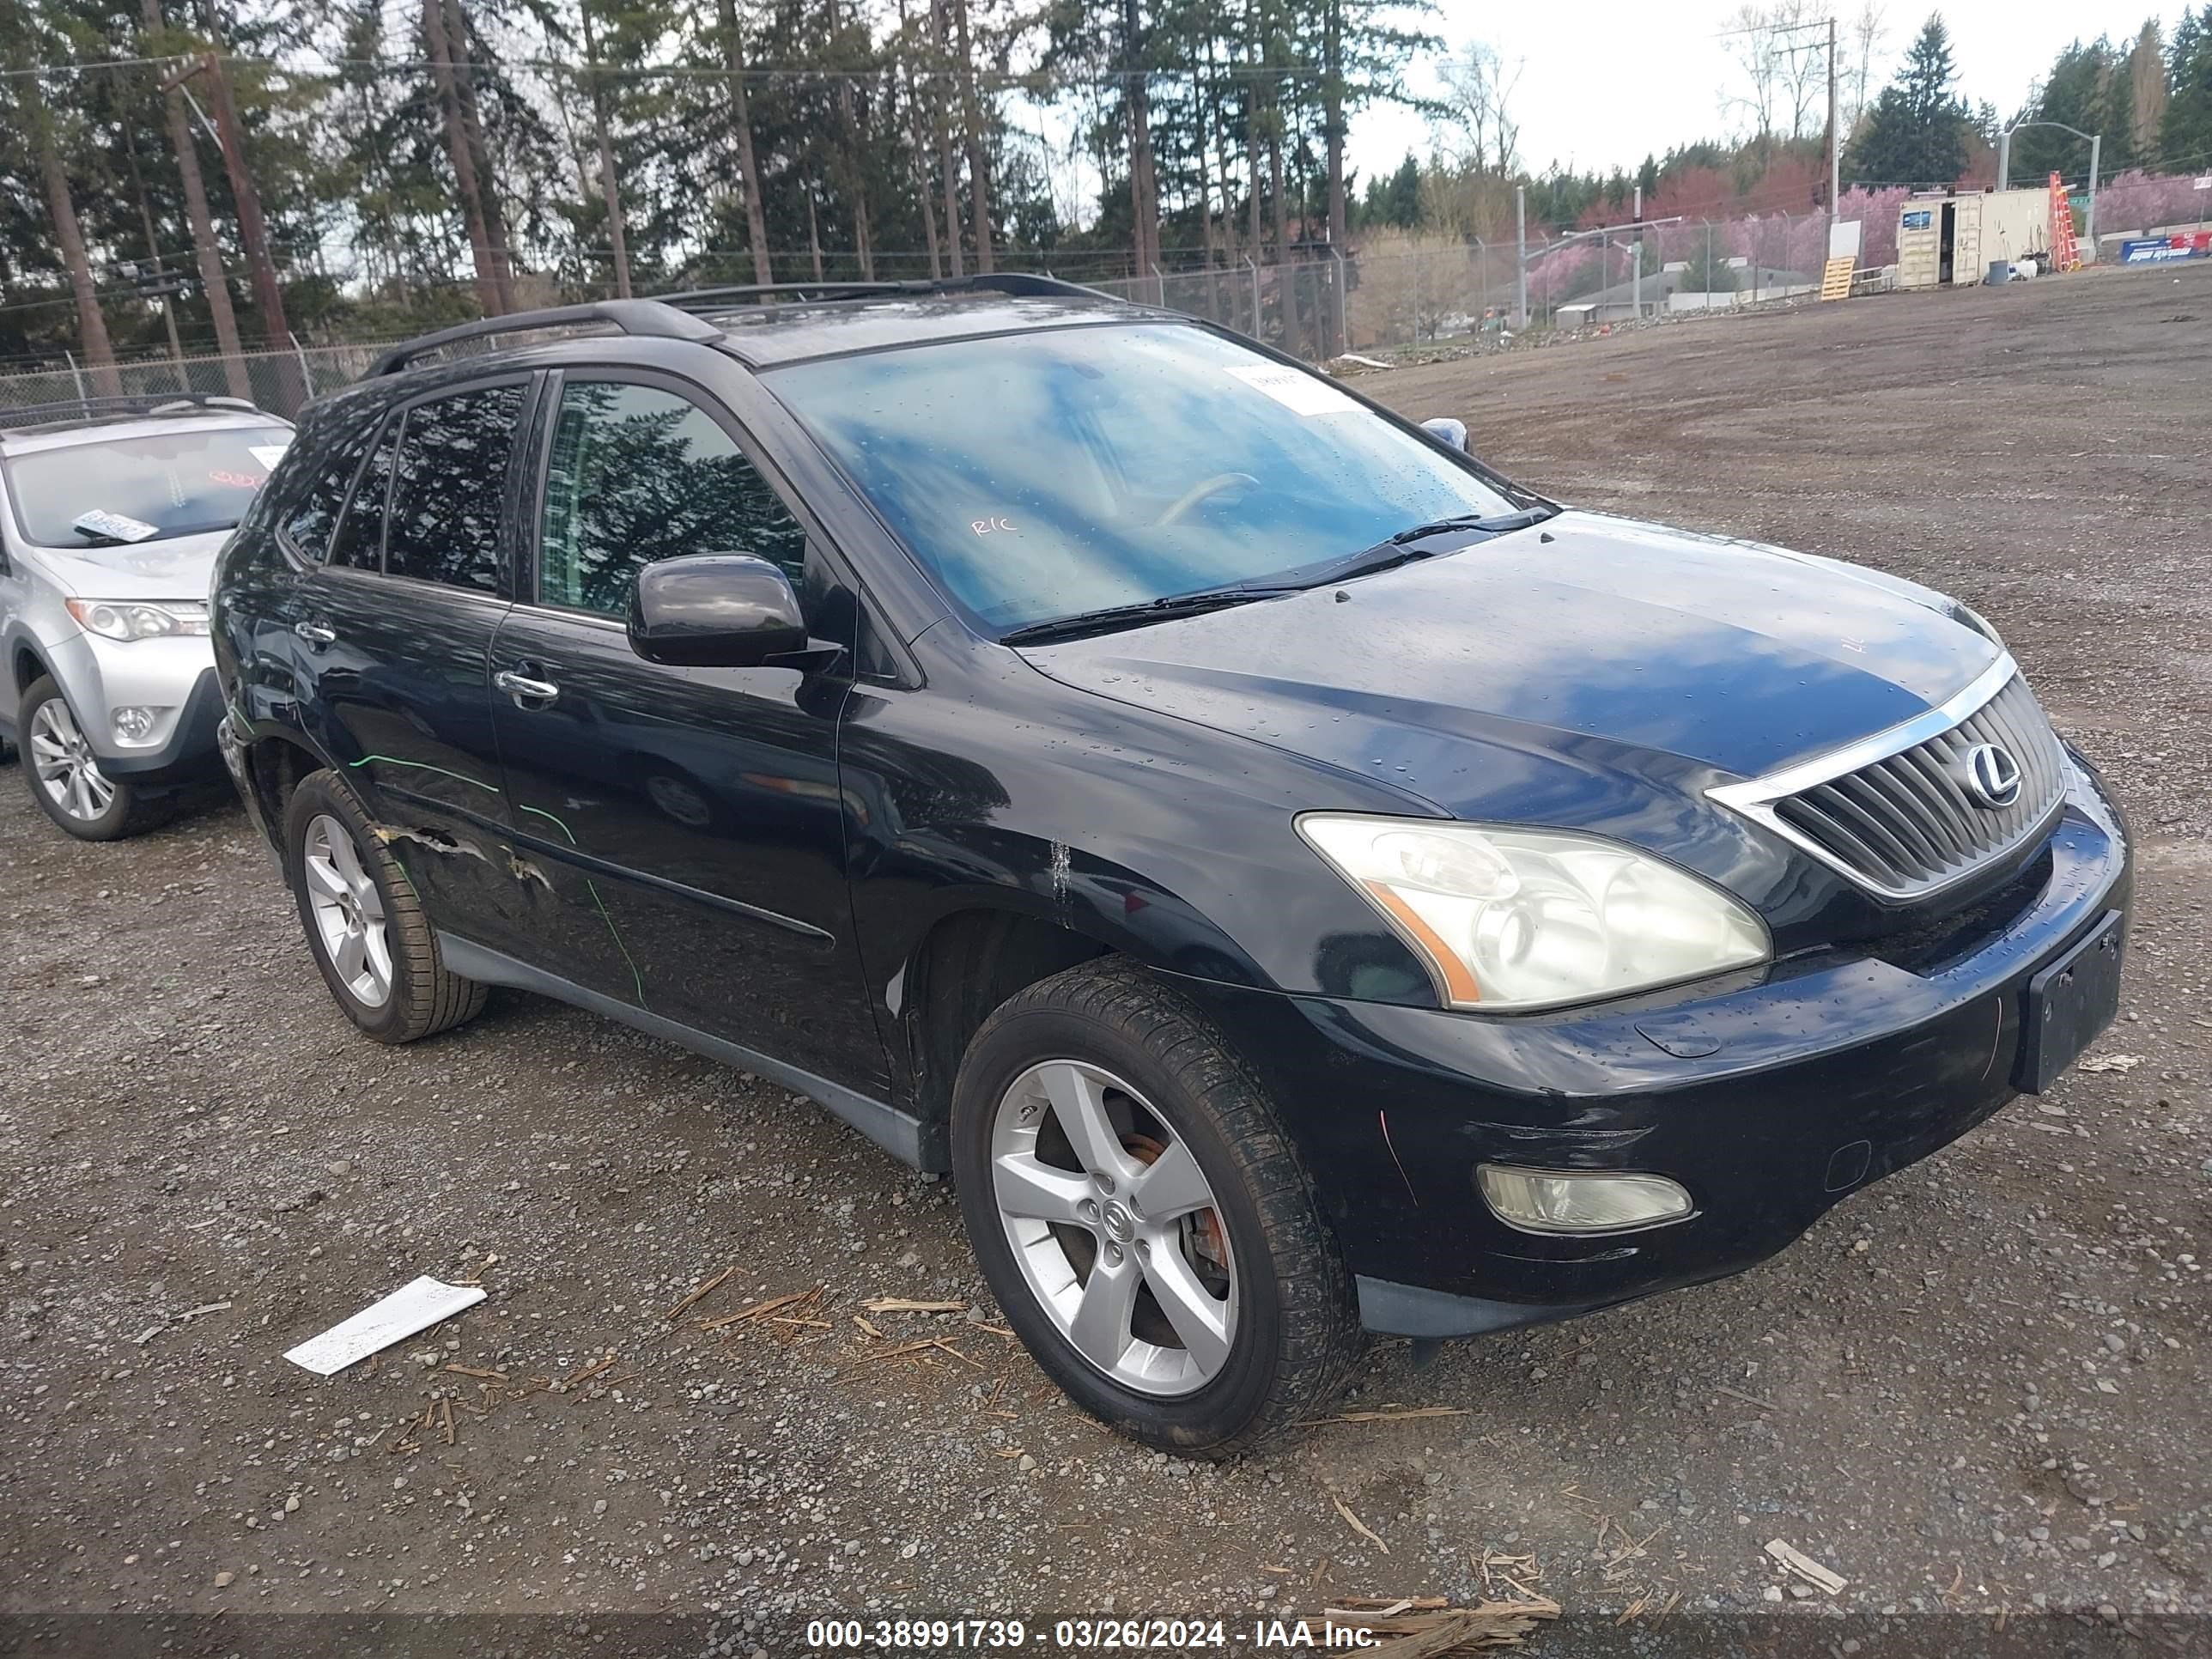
[20,676,175,841]
[951,961,1362,1455]
[283,769,486,1044]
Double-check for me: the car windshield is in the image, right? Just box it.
[2,424,292,549]
[768,324,1524,635]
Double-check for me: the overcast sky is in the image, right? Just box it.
[1345,1,2177,183]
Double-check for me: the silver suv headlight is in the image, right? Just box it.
[64,599,210,641]
[1298,814,1770,1012]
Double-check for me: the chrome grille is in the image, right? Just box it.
[1710,658,2069,901]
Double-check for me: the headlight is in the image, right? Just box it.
[1297,814,1770,1011]
[64,599,210,641]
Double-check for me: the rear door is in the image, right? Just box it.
[486,368,885,1091]
[289,375,535,951]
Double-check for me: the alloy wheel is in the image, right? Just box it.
[990,1059,1238,1397]
[27,698,115,823]
[301,812,393,1007]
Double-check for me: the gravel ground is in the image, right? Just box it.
[3,263,2208,1658]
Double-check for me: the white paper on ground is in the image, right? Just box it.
[283,1275,485,1376]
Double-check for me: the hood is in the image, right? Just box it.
[1020,510,2001,836]
[21,530,231,602]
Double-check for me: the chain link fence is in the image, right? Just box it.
[0,207,1887,412]
[0,338,391,424]
[1091,217,1836,362]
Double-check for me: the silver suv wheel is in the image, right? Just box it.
[990,1059,1238,1396]
[301,812,394,1007]
[28,697,115,823]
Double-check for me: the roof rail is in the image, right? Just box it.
[652,272,1110,310]
[0,392,270,434]
[365,299,726,378]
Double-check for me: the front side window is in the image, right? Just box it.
[538,379,807,617]
[384,382,526,592]
[767,323,1526,635]
[2,423,294,550]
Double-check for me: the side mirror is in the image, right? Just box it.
[629,554,811,668]
[1420,416,1470,453]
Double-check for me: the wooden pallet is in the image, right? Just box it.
[1820,256,1856,301]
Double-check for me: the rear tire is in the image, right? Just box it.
[951,960,1362,1455]
[19,675,175,841]
[283,769,487,1044]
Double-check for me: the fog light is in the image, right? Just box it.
[1477,1164,1693,1234]
[112,706,164,744]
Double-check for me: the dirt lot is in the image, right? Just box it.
[3,264,2209,1658]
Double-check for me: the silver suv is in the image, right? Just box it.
[0,396,292,839]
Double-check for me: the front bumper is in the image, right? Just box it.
[52,629,225,787]
[1176,753,2130,1338]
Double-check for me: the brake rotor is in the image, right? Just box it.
[1121,1130,1228,1268]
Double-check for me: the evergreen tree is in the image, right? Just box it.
[1844,13,1974,185]
[2164,6,2212,168]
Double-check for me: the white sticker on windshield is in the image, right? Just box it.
[1225,362,1361,417]
[72,508,161,544]
[249,443,290,470]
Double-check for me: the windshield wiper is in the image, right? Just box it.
[1385,503,1558,545]
[1275,504,1563,590]
[999,504,1562,645]
[1000,583,1290,647]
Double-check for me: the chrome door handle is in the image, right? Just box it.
[293,621,336,645]
[495,669,560,705]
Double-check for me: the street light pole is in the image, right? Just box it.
[2087,132,2101,247]
[1515,184,1528,329]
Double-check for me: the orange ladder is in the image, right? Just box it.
[2049,172,2081,272]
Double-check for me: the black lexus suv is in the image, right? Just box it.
[212,275,2130,1452]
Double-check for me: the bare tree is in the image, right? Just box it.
[927,0,967,276]
[1723,3,1780,136]
[826,0,874,280]
[895,0,944,277]
[1849,1,1888,126]
[947,0,994,271]
[579,1,632,298]
[422,0,508,312]
[1122,0,1159,277]
[715,0,774,285]
[142,0,248,396]
[14,63,124,396]
[1435,41,1522,174]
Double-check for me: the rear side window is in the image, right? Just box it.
[277,398,385,562]
[325,415,399,572]
[385,383,525,592]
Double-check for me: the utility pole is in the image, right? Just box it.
[1826,15,1840,248]
[1515,183,1528,329]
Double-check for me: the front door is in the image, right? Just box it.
[487,370,885,1093]
[290,377,533,951]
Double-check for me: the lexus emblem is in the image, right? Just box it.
[1963,743,2022,810]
